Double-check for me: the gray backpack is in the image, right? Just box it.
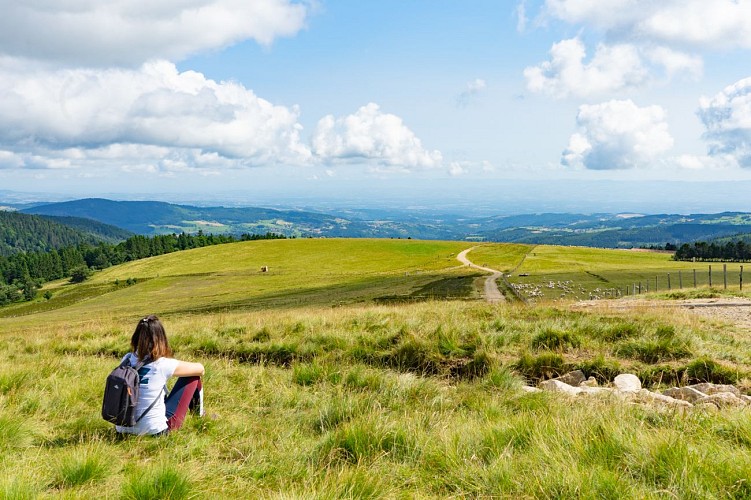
[102,356,160,427]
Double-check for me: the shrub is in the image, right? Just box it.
[69,266,91,283]
[531,328,580,351]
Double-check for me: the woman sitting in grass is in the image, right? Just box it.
[115,315,205,436]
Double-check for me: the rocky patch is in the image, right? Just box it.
[530,370,750,410]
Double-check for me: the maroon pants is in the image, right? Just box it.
[165,376,202,431]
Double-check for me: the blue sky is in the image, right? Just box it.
[2,0,751,212]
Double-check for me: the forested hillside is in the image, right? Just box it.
[0,211,129,257]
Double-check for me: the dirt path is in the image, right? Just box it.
[457,247,505,303]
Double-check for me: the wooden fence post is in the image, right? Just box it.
[709,265,712,287]
[638,282,642,294]
[667,273,671,290]
[693,269,697,288]
[679,270,683,289]
[741,266,744,291]
[724,264,727,289]
[655,276,658,292]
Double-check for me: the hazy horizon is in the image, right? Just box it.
[2,1,751,213]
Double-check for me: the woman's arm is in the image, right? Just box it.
[173,360,205,377]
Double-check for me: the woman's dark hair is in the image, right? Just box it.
[131,314,172,361]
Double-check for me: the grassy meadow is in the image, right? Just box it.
[2,239,751,498]
[475,244,750,302]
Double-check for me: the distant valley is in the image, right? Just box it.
[11,197,751,249]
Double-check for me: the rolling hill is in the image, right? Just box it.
[22,198,461,239]
[0,210,132,257]
[20,198,751,248]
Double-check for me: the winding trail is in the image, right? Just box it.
[457,247,505,303]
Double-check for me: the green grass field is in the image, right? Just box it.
[3,239,751,498]
[471,244,750,302]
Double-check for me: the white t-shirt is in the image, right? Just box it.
[115,353,179,435]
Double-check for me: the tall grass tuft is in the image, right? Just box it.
[615,337,692,363]
[122,466,193,500]
[686,357,742,384]
[514,352,566,382]
[317,419,414,465]
[0,478,39,500]
[0,415,35,450]
[531,327,581,351]
[54,447,109,487]
[575,355,622,383]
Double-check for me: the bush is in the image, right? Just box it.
[69,266,91,283]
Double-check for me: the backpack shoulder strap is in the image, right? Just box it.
[135,385,165,424]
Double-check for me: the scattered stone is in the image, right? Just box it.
[635,389,693,408]
[662,386,706,403]
[614,374,641,393]
[695,402,719,411]
[694,392,746,408]
[580,376,598,387]
[579,386,613,396]
[521,386,542,393]
[689,383,741,397]
[741,395,751,404]
[553,370,586,387]
[539,379,583,396]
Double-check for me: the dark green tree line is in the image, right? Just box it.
[673,240,751,262]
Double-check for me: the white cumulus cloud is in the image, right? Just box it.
[698,77,751,167]
[524,38,647,98]
[0,0,309,66]
[562,99,674,169]
[0,59,312,169]
[312,103,442,169]
[544,0,751,50]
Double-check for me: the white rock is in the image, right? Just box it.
[741,395,751,404]
[688,383,741,397]
[614,374,642,393]
[635,389,693,408]
[662,386,706,403]
[539,379,583,396]
[554,370,586,386]
[694,392,746,408]
[695,402,719,411]
[580,376,598,387]
[578,386,613,396]
[521,385,542,393]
